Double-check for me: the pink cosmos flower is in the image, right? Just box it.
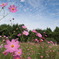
[0,3,8,7]
[14,49,22,56]
[6,37,8,39]
[39,39,43,42]
[45,35,47,37]
[34,39,39,42]
[41,37,45,40]
[0,45,2,48]
[47,41,54,44]
[32,30,37,33]
[27,57,31,59]
[17,33,21,36]
[50,41,54,44]
[3,35,6,37]
[4,39,20,53]
[47,41,50,44]
[13,55,21,59]
[2,50,9,55]
[40,56,44,58]
[36,33,42,38]
[0,36,2,37]
[22,26,27,29]
[8,5,17,13]
[22,31,29,36]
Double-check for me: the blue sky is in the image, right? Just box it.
[0,0,59,31]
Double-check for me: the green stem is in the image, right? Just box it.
[19,28,24,42]
[0,13,9,21]
[10,54,12,59]
[0,8,2,12]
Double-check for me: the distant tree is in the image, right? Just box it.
[53,27,59,43]
[45,28,52,38]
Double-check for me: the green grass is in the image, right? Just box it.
[0,42,59,59]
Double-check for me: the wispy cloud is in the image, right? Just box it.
[0,0,59,30]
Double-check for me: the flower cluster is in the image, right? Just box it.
[0,2,18,21]
[17,25,29,37]
[0,3,17,13]
[3,39,22,59]
[31,30,46,43]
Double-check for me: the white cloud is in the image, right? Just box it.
[0,0,59,31]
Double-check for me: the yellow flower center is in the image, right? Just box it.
[18,52,20,54]
[12,8,15,10]
[2,3,4,5]
[11,44,14,48]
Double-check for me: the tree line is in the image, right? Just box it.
[0,24,59,43]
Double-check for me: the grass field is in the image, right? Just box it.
[0,42,59,59]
